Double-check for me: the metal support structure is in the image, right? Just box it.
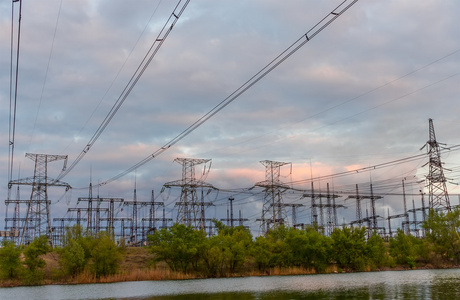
[422,118,450,210]
[347,184,382,233]
[79,197,124,237]
[303,183,342,233]
[256,160,291,234]
[310,182,318,226]
[164,158,214,230]
[8,153,70,246]
[221,196,249,228]
[402,180,410,235]
[286,203,304,229]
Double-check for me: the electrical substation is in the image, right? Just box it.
[3,0,458,248]
[3,119,456,246]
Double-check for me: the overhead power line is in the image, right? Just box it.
[8,0,23,199]
[94,0,360,188]
[55,0,191,181]
[288,145,460,187]
[28,0,63,153]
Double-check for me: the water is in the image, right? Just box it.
[1,269,460,300]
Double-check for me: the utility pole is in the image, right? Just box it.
[222,197,235,227]
[222,197,249,228]
[284,203,303,229]
[310,181,318,227]
[303,182,342,232]
[402,180,410,235]
[346,184,364,226]
[8,153,70,246]
[256,160,291,234]
[164,158,214,230]
[4,183,21,243]
[52,217,88,246]
[86,197,124,238]
[421,118,450,210]
[347,184,382,233]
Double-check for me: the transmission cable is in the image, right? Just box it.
[8,0,23,199]
[27,0,63,154]
[195,49,460,157]
[61,0,164,154]
[289,145,460,187]
[94,0,360,188]
[55,0,191,181]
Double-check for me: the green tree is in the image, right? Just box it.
[59,239,86,276]
[366,232,388,269]
[213,221,253,274]
[389,229,421,268]
[57,225,90,276]
[263,225,290,268]
[422,208,460,263]
[330,227,367,271]
[283,226,331,271]
[148,223,206,273]
[90,232,122,278]
[0,240,22,280]
[251,235,272,272]
[23,235,51,285]
[24,236,51,272]
[200,235,224,277]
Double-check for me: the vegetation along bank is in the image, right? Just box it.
[0,208,459,286]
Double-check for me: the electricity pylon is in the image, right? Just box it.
[256,160,291,235]
[164,158,214,230]
[8,153,70,246]
[421,118,450,210]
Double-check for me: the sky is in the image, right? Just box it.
[0,0,459,236]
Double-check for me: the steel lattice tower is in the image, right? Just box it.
[422,118,450,210]
[8,153,70,246]
[164,158,213,230]
[256,160,290,234]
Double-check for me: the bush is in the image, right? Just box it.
[148,223,206,273]
[389,229,421,268]
[330,227,367,271]
[0,240,22,279]
[90,232,122,278]
[366,232,388,269]
[59,239,86,276]
[23,236,51,285]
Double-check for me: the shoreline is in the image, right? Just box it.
[2,263,458,288]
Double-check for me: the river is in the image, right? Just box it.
[1,269,459,299]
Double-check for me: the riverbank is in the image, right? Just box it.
[1,247,457,288]
[3,268,460,300]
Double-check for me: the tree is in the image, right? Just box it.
[58,225,89,277]
[251,235,272,272]
[389,229,421,268]
[330,227,367,271]
[422,208,460,264]
[148,224,206,273]
[366,232,388,269]
[59,239,86,276]
[200,235,224,277]
[90,232,122,278]
[283,226,331,271]
[262,225,290,268]
[0,240,22,280]
[23,235,51,285]
[213,221,253,274]
[24,235,51,272]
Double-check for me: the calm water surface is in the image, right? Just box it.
[1,269,459,300]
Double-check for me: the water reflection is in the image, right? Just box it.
[139,269,460,300]
[1,269,460,300]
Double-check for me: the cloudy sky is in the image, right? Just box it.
[1,0,459,235]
